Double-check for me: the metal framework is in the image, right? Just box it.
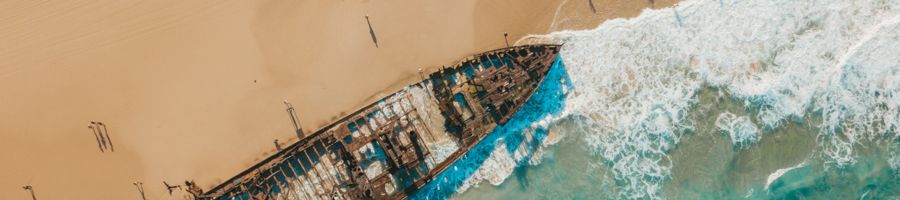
[199,44,561,200]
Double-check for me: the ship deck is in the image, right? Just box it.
[199,44,561,200]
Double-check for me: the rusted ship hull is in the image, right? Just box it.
[200,44,562,200]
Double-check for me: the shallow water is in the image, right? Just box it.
[454,89,898,199]
[414,0,900,199]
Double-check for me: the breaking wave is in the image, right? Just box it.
[715,112,760,149]
[411,0,900,199]
[537,0,900,199]
[764,161,807,191]
[411,57,573,199]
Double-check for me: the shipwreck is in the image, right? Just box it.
[199,44,562,200]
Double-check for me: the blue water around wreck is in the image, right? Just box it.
[448,87,900,199]
[410,56,572,200]
[220,56,570,200]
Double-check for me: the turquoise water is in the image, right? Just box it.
[411,56,572,199]
[413,0,900,199]
[451,88,899,199]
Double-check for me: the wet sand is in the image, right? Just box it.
[546,0,678,32]
[0,0,673,199]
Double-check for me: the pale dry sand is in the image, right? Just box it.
[547,0,678,32]
[0,0,674,199]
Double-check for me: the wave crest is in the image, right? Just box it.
[542,0,900,198]
[715,112,760,149]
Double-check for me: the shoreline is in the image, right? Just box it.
[0,0,676,199]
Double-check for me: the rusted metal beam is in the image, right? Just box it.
[284,160,314,200]
[200,45,562,200]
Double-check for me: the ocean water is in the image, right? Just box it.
[413,0,900,199]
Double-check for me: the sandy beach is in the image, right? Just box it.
[0,0,674,199]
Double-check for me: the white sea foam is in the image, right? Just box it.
[423,57,573,197]
[459,141,517,191]
[535,0,900,198]
[813,16,900,166]
[441,0,900,198]
[764,161,807,191]
[456,120,568,193]
[715,112,760,149]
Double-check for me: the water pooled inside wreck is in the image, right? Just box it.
[440,0,900,199]
[199,45,563,200]
[412,56,572,199]
[200,0,900,199]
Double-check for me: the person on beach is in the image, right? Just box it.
[88,121,115,152]
[97,122,114,152]
[88,124,104,152]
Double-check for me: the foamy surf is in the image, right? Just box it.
[418,0,900,199]
[530,0,900,198]
[411,57,573,199]
[452,58,573,192]
[764,161,807,191]
[715,112,760,149]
